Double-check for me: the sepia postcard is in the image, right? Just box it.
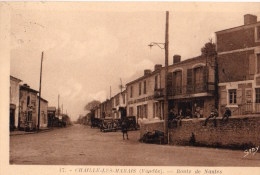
[0,1,260,175]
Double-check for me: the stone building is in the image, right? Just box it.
[126,64,163,124]
[19,84,38,130]
[36,96,48,128]
[165,55,216,118]
[216,14,260,116]
[10,76,22,130]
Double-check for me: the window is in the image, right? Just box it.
[130,86,133,98]
[143,104,148,118]
[143,81,146,94]
[257,26,260,41]
[129,107,133,116]
[256,88,260,103]
[123,94,125,104]
[229,89,237,104]
[257,54,260,73]
[116,96,119,106]
[139,82,142,95]
[173,71,182,94]
[27,96,30,107]
[155,75,158,90]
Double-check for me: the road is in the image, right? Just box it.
[10,124,260,166]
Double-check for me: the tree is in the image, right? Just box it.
[201,39,216,57]
[84,100,101,111]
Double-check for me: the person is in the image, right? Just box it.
[121,117,129,140]
[203,108,218,127]
[222,107,231,122]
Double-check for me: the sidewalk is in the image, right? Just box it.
[10,128,52,136]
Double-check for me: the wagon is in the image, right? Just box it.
[100,118,118,132]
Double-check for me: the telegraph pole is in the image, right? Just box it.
[164,11,169,144]
[37,51,44,131]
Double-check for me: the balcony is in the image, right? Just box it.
[154,83,214,99]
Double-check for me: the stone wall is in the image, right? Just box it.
[140,115,260,149]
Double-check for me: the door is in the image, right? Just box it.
[10,109,15,131]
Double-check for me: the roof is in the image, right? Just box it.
[37,96,48,103]
[20,84,38,93]
[10,75,22,82]
[47,106,56,111]
[126,55,205,86]
[215,21,260,34]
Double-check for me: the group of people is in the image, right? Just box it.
[168,107,232,127]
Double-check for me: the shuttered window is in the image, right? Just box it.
[256,88,260,103]
[187,69,193,93]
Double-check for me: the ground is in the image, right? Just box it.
[9,124,260,166]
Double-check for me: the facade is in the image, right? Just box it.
[100,99,112,118]
[164,55,216,118]
[36,96,48,128]
[10,76,22,130]
[19,84,38,130]
[126,64,163,124]
[216,14,260,116]
[111,90,127,119]
[47,106,57,127]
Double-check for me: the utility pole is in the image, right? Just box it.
[58,94,60,116]
[37,51,44,131]
[62,104,63,116]
[164,11,169,144]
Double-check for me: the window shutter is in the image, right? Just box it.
[172,72,176,94]
[249,54,256,75]
[203,67,208,91]
[187,69,193,93]
[237,89,242,105]
[167,72,173,95]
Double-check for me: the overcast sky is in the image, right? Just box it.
[9,2,260,121]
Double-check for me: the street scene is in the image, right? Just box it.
[3,2,260,173]
[9,124,260,166]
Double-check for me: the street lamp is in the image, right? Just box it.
[148,11,169,144]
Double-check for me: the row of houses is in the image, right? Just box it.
[91,14,260,125]
[10,76,68,131]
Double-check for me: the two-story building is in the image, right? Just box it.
[10,76,22,130]
[19,84,38,130]
[126,64,163,123]
[111,90,127,119]
[216,14,260,115]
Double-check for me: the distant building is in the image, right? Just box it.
[10,76,22,130]
[47,106,56,127]
[111,90,127,119]
[19,84,38,130]
[126,64,163,124]
[216,14,260,115]
[37,96,48,128]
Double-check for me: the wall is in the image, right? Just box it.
[218,50,255,83]
[216,26,260,53]
[10,79,20,128]
[36,97,48,128]
[140,115,260,149]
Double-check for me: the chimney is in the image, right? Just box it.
[154,64,162,71]
[144,69,152,76]
[244,14,257,25]
[173,55,181,64]
[23,83,29,88]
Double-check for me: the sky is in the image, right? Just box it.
[8,2,260,121]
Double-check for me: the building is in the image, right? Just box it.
[19,84,38,130]
[36,96,48,128]
[47,106,57,127]
[100,99,112,118]
[163,55,216,118]
[10,76,22,130]
[111,90,127,119]
[216,14,260,115]
[126,64,163,124]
